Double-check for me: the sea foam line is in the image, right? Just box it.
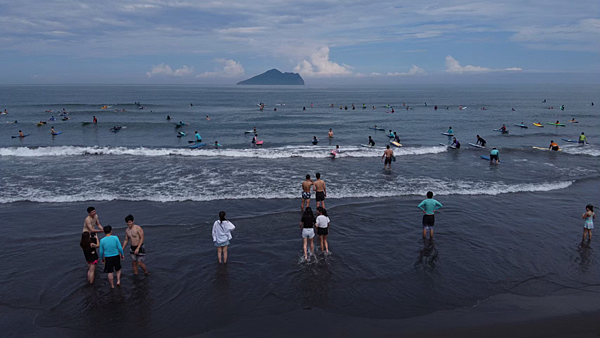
[0,180,574,203]
[0,145,447,159]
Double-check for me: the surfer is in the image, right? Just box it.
[51,126,55,134]
[93,116,97,123]
[582,204,595,242]
[476,135,486,147]
[328,128,334,138]
[312,136,319,145]
[206,116,210,121]
[303,107,306,111]
[500,124,507,132]
[252,134,258,144]
[555,120,560,124]
[579,132,588,145]
[418,191,443,239]
[301,174,314,212]
[313,173,326,209]
[381,145,394,170]
[335,145,340,154]
[18,130,24,138]
[214,141,221,147]
[391,108,394,113]
[300,207,316,260]
[316,207,330,253]
[393,132,401,143]
[195,131,202,142]
[569,118,577,123]
[177,131,186,137]
[49,116,55,121]
[368,136,375,147]
[490,148,500,164]
[434,105,438,110]
[166,115,171,120]
[212,211,236,264]
[549,140,560,151]
[451,137,460,149]
[447,127,453,135]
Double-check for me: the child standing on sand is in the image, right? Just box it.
[582,204,595,242]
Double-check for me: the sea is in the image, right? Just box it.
[0,84,598,337]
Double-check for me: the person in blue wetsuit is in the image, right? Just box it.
[418,191,443,239]
[98,226,124,288]
[490,147,500,164]
[447,127,453,135]
[194,131,202,142]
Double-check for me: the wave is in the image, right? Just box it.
[0,145,447,159]
[561,146,600,157]
[0,180,574,204]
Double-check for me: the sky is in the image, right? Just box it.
[0,0,598,84]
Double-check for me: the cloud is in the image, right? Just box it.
[293,47,353,77]
[197,58,245,78]
[146,64,194,77]
[387,65,427,76]
[444,56,522,74]
[510,18,600,52]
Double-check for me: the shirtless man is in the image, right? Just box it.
[301,174,314,211]
[382,145,394,170]
[83,206,103,235]
[314,173,326,209]
[328,128,334,138]
[122,214,148,275]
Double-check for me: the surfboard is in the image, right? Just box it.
[386,111,393,114]
[493,129,509,134]
[460,107,467,110]
[468,143,485,148]
[177,133,187,138]
[561,138,578,143]
[533,123,544,127]
[547,123,565,126]
[256,140,264,145]
[244,130,256,133]
[36,122,46,126]
[533,146,562,152]
[369,127,385,131]
[330,150,338,157]
[51,132,62,135]
[175,123,186,127]
[392,156,397,162]
[360,144,373,148]
[189,142,206,149]
[441,132,453,136]
[82,122,91,126]
[11,134,29,138]
[481,155,504,163]
[514,124,528,128]
[390,141,402,147]
[568,121,579,123]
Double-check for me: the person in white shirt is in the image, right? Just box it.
[315,207,331,253]
[212,211,236,263]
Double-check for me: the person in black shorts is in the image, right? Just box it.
[314,172,327,209]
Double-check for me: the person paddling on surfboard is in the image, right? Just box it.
[368,136,375,147]
[549,140,559,151]
[500,124,507,132]
[476,135,486,147]
[18,130,24,138]
[451,137,460,149]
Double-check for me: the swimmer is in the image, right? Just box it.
[368,136,375,147]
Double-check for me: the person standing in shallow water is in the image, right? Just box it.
[316,207,331,253]
[122,214,148,275]
[418,191,443,239]
[301,174,314,212]
[99,226,124,288]
[314,173,326,209]
[80,231,99,283]
[582,204,595,242]
[300,207,316,260]
[212,211,236,263]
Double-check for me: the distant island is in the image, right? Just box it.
[237,69,304,85]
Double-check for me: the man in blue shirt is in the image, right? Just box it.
[418,191,443,239]
[99,226,124,288]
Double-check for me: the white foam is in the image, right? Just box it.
[0,179,574,204]
[562,146,600,157]
[0,145,447,159]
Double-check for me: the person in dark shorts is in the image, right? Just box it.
[99,226,124,288]
[418,191,443,239]
[490,147,499,164]
[301,174,314,212]
[80,231,99,284]
[316,207,331,253]
[314,172,327,209]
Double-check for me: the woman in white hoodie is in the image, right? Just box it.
[212,211,236,263]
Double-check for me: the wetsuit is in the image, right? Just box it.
[477,137,486,147]
[550,142,559,151]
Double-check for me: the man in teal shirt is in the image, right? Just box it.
[418,191,443,239]
[490,147,500,164]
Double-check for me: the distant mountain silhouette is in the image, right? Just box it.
[237,69,304,85]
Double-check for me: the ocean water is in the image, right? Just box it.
[0,84,598,337]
